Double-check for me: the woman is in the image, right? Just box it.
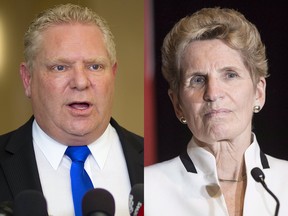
[145,7,288,216]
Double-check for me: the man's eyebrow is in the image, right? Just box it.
[83,57,110,64]
[44,57,110,65]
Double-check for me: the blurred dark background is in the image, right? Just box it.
[153,0,288,162]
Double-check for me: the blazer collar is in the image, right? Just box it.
[180,135,270,174]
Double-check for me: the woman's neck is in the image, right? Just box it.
[194,135,251,181]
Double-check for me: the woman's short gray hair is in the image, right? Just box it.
[162,7,268,93]
[24,3,116,71]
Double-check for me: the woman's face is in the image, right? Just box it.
[169,39,266,144]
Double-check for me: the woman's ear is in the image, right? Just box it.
[20,62,32,98]
[255,77,266,109]
[168,89,184,120]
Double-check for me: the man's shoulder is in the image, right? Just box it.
[0,130,15,146]
[110,118,143,184]
[110,118,143,146]
[0,117,33,152]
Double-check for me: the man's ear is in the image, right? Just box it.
[20,62,32,98]
[168,89,184,120]
[112,62,118,76]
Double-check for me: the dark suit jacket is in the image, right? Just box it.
[0,116,143,202]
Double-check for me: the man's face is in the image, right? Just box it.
[20,23,117,145]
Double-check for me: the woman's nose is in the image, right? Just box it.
[203,78,224,102]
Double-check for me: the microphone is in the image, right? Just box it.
[251,167,280,216]
[129,184,143,216]
[13,190,48,216]
[0,201,13,216]
[82,188,115,216]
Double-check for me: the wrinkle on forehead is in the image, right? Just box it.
[181,39,246,75]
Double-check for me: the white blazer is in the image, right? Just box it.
[145,134,288,216]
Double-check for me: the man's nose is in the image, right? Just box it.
[70,67,91,90]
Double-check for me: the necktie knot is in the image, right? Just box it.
[65,146,91,163]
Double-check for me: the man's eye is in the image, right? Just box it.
[89,64,103,71]
[53,65,66,71]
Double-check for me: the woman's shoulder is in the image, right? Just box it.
[145,156,180,173]
[264,154,288,183]
[266,154,288,168]
[144,156,186,182]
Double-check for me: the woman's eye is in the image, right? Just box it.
[190,75,205,86]
[226,72,239,79]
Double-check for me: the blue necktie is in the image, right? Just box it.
[66,146,94,216]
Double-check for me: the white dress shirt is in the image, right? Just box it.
[32,120,131,216]
[145,134,288,216]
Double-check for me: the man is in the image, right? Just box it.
[0,4,143,216]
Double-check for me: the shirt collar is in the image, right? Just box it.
[181,133,269,174]
[87,124,113,169]
[32,119,112,170]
